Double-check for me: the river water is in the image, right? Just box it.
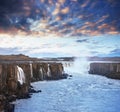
[14,60,120,112]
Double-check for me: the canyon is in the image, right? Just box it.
[1,55,120,111]
[0,55,68,112]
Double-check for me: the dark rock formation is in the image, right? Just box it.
[32,63,48,81]
[0,54,70,111]
[31,63,66,81]
[89,63,120,79]
[0,61,67,111]
[0,63,31,111]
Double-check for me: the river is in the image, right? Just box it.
[14,59,120,112]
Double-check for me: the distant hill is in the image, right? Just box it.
[0,54,37,61]
[87,56,120,61]
[0,54,74,62]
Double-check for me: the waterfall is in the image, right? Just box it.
[17,66,26,85]
[117,64,120,72]
[110,64,113,72]
[40,68,43,74]
[30,63,33,78]
[47,64,51,76]
[39,67,43,80]
[64,57,89,74]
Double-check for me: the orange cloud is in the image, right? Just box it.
[108,31,119,35]
[40,0,45,3]
[55,16,62,21]
[84,22,95,28]
[98,23,110,30]
[61,7,69,14]
[58,0,66,4]
[48,0,53,5]
[81,0,90,8]
[96,15,109,24]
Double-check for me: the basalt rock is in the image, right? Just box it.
[0,62,67,111]
[47,63,64,80]
[89,63,120,79]
[0,63,31,111]
[32,63,66,81]
[32,63,48,81]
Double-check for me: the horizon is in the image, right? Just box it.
[0,34,120,58]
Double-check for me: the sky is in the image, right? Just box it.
[0,34,120,58]
[0,0,120,58]
[0,0,120,35]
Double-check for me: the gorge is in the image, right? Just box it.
[0,55,120,112]
[0,55,68,112]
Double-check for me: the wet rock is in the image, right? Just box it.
[29,88,42,93]
[7,95,17,102]
[17,93,31,99]
[4,103,15,112]
[69,75,73,77]
[0,95,6,111]
[0,95,15,112]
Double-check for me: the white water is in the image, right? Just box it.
[39,67,44,80]
[15,60,120,112]
[39,68,43,75]
[47,64,51,77]
[17,66,26,85]
[30,63,33,78]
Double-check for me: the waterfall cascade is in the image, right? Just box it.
[40,68,43,74]
[30,63,33,78]
[47,64,51,76]
[39,67,43,80]
[17,66,26,85]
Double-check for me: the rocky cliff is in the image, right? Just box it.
[32,63,65,81]
[0,61,66,112]
[89,63,120,79]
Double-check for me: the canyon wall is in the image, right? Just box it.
[32,63,65,81]
[0,62,66,112]
[89,63,120,79]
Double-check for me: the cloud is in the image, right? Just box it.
[0,34,120,58]
[107,49,120,57]
[0,47,21,55]
[76,39,88,43]
[0,0,120,36]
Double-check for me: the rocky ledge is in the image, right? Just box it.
[0,55,68,112]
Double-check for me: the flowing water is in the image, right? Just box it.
[14,59,120,112]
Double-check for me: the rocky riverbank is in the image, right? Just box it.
[0,55,68,112]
